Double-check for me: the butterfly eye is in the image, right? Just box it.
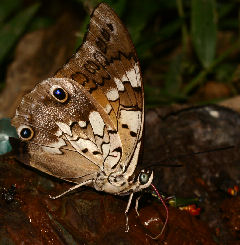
[139,171,150,185]
[51,86,68,103]
[19,126,34,140]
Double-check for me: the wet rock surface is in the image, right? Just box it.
[1,105,240,244]
[144,105,240,244]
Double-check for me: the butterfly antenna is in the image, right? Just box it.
[146,162,183,169]
[145,145,235,169]
[148,183,168,240]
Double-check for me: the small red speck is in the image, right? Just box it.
[227,185,239,196]
[179,204,201,216]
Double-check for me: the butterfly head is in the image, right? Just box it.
[118,169,154,195]
[133,169,154,192]
[139,170,153,186]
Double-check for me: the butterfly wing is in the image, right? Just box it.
[55,3,144,176]
[12,78,105,180]
[12,3,144,184]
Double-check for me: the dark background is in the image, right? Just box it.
[1,0,240,108]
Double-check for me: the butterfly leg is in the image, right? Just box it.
[49,180,93,199]
[125,192,133,232]
[135,195,141,216]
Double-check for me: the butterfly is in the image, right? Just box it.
[11,3,167,238]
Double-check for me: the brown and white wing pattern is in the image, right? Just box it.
[12,78,105,180]
[55,3,144,175]
[12,3,144,186]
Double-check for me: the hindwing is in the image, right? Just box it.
[12,3,144,183]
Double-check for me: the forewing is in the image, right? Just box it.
[55,3,144,172]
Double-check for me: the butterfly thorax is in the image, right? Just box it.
[93,169,153,196]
